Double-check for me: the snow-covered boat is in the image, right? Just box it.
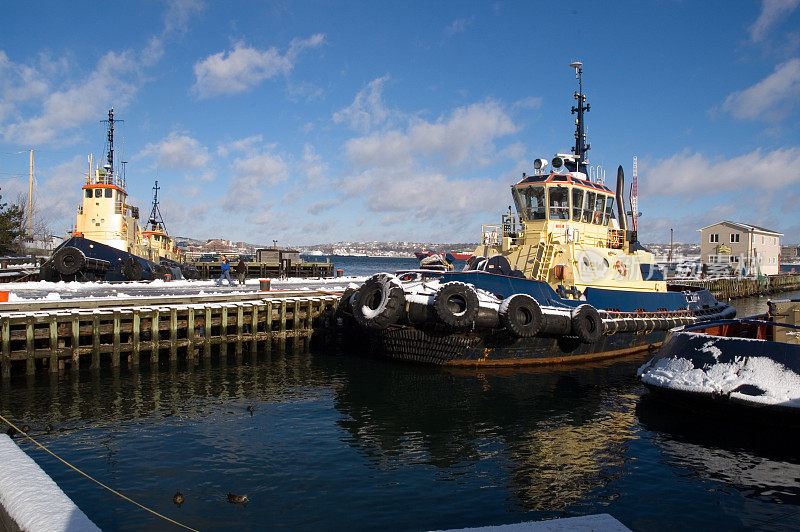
[335,62,735,367]
[638,299,800,424]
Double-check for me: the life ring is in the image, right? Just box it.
[352,273,406,330]
[499,294,543,337]
[433,282,479,329]
[614,260,627,277]
[571,304,603,343]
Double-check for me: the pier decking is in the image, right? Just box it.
[670,273,800,300]
[0,291,341,379]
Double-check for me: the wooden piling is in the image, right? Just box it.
[0,291,340,378]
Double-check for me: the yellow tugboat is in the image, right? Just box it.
[40,109,194,281]
[336,62,735,367]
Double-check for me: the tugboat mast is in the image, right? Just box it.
[103,109,115,178]
[100,109,123,184]
[148,180,167,233]
[570,61,590,174]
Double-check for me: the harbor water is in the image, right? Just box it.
[1,256,799,531]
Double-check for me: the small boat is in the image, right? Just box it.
[39,110,196,282]
[336,62,735,367]
[638,299,800,424]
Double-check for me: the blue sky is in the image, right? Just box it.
[1,0,799,246]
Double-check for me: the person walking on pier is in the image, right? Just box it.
[236,257,247,285]
[216,256,235,286]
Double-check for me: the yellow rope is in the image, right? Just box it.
[0,413,198,532]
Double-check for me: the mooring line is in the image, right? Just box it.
[0,413,199,532]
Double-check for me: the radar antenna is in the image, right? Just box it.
[569,61,590,174]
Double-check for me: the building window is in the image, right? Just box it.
[730,233,740,243]
[709,233,719,243]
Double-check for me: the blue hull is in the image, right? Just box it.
[406,270,730,315]
[45,236,182,281]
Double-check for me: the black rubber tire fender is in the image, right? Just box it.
[335,287,357,318]
[433,281,479,329]
[122,257,143,281]
[38,261,57,282]
[352,274,406,330]
[54,247,86,276]
[499,294,543,337]
[571,304,603,343]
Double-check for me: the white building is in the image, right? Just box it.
[699,221,782,276]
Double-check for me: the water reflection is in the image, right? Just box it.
[637,395,800,529]
[331,356,643,511]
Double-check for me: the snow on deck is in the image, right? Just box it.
[0,434,100,532]
[640,339,800,407]
[1,275,367,303]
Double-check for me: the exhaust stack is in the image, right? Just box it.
[616,165,627,232]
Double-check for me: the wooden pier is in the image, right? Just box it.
[0,291,341,379]
[671,274,800,300]
[192,260,335,280]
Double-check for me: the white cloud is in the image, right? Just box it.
[750,0,799,42]
[640,147,800,197]
[444,17,473,36]
[0,1,200,145]
[514,96,543,110]
[222,151,288,208]
[344,100,517,169]
[164,0,205,37]
[216,135,264,157]
[192,34,325,99]
[299,144,327,184]
[1,155,86,235]
[333,75,395,132]
[138,132,211,169]
[2,51,140,145]
[721,58,800,121]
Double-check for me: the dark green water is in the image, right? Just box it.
[1,269,799,530]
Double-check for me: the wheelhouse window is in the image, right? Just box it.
[514,185,546,221]
[94,189,102,198]
[582,191,596,223]
[85,189,92,198]
[603,196,615,225]
[592,195,606,224]
[104,188,113,198]
[548,186,569,220]
[571,188,584,222]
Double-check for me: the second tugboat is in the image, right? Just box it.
[337,62,735,366]
[40,109,196,282]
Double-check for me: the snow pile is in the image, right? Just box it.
[641,342,800,407]
[0,434,100,531]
